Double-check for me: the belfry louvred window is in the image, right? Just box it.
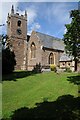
[17,20,21,27]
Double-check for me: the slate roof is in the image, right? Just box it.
[59,53,73,62]
[35,31,64,51]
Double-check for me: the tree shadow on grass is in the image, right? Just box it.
[67,74,80,97]
[2,95,80,120]
[2,63,42,81]
[2,71,35,81]
[67,75,80,85]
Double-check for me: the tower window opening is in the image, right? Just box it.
[17,20,21,27]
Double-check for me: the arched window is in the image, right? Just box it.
[17,20,21,27]
[31,42,36,58]
[49,53,54,64]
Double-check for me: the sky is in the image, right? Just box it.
[0,1,79,38]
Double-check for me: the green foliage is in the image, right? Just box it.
[32,63,42,73]
[63,9,80,71]
[43,97,48,102]
[2,48,16,74]
[50,64,57,72]
[64,67,72,73]
[1,34,8,49]
[1,34,16,74]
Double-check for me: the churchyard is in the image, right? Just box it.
[2,71,80,119]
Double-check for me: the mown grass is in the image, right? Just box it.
[0,83,2,119]
[2,71,79,119]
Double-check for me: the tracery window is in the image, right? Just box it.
[49,53,54,64]
[31,42,36,58]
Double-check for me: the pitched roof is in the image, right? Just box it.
[59,53,73,62]
[35,31,64,51]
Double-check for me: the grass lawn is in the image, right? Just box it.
[2,71,80,119]
[0,83,2,119]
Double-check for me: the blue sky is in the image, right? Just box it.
[0,1,78,38]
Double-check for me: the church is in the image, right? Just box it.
[6,5,76,71]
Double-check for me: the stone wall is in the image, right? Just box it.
[41,49,62,66]
[7,12,27,70]
[27,31,42,70]
[59,61,75,72]
[28,31,64,71]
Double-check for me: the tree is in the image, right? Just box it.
[1,34,8,49]
[63,9,80,71]
[2,48,16,74]
[1,35,16,74]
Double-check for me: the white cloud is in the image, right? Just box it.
[0,1,18,34]
[16,7,37,25]
[0,2,18,24]
[16,5,40,35]
[64,28,67,34]
[1,0,19,2]
[34,23,41,30]
[15,0,78,1]
[28,22,41,35]
[0,1,77,37]
[27,8,37,25]
[46,3,72,25]
[0,1,40,35]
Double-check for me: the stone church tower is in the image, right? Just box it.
[7,5,27,70]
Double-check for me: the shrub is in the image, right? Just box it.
[32,63,42,73]
[65,67,72,72]
[50,64,57,72]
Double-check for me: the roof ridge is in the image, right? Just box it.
[32,30,64,51]
[34,31,61,40]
